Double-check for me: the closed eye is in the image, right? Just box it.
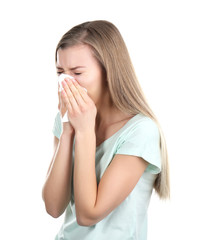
[56,72,81,76]
[57,72,63,75]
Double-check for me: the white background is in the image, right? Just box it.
[0,0,203,239]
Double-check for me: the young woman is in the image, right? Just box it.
[42,20,170,240]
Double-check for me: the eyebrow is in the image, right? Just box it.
[56,66,86,70]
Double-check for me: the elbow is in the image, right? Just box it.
[77,217,93,227]
[42,194,64,218]
[45,204,63,218]
[47,210,62,219]
[76,213,97,227]
[42,188,66,218]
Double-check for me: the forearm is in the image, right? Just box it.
[46,137,59,177]
[74,130,97,222]
[42,129,74,217]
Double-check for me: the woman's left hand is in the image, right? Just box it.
[61,78,97,133]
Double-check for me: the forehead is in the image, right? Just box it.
[56,44,95,68]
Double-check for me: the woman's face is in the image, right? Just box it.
[56,44,106,105]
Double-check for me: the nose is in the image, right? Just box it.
[64,72,74,78]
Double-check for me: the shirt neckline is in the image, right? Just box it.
[96,113,142,149]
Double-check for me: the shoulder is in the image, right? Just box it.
[133,113,158,127]
[137,115,160,137]
[121,113,160,140]
[115,113,161,174]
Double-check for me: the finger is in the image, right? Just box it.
[61,89,72,111]
[60,92,67,109]
[70,78,90,103]
[65,78,86,107]
[62,80,80,111]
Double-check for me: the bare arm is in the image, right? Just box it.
[42,122,75,218]
[45,136,59,177]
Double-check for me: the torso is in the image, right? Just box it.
[95,115,133,147]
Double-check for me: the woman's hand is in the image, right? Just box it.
[61,78,97,133]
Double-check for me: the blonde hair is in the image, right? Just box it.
[55,20,170,199]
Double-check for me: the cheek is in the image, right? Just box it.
[74,73,90,88]
[76,73,102,91]
[87,75,103,97]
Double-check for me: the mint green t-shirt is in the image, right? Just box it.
[52,111,161,240]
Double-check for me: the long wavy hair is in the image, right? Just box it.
[55,20,170,199]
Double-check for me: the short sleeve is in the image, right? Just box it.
[52,111,62,139]
[115,118,161,174]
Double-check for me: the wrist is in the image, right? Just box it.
[61,122,75,136]
[75,129,96,144]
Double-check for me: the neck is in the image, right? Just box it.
[95,90,114,127]
[95,90,129,131]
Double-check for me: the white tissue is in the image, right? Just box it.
[58,73,87,123]
[58,73,74,92]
